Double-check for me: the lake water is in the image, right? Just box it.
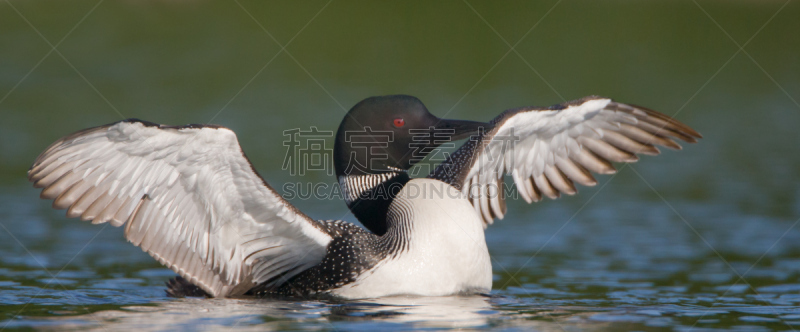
[1,0,799,330]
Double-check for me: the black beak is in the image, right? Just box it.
[436,118,491,141]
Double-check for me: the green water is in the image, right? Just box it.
[1,0,800,330]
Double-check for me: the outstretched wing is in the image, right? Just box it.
[28,119,333,297]
[430,96,702,225]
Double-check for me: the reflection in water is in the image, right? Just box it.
[334,296,494,327]
[38,295,501,330]
[31,294,651,331]
[27,293,800,331]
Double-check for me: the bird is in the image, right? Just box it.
[28,95,701,299]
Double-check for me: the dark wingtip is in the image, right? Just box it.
[122,118,225,130]
[121,118,160,127]
[165,276,211,298]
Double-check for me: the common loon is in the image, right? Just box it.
[28,95,701,299]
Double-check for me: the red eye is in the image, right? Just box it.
[393,118,405,128]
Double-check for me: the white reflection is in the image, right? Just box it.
[338,295,495,328]
[38,295,504,330]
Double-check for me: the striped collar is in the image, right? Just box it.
[338,172,402,205]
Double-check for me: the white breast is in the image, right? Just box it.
[331,178,492,299]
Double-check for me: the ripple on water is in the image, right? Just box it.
[757,284,800,293]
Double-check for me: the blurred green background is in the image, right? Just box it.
[2,0,798,219]
[1,0,800,329]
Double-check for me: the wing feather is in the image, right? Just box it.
[29,119,333,297]
[430,96,701,225]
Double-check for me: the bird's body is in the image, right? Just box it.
[28,95,700,299]
[260,178,491,299]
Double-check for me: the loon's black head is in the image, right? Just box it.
[334,95,489,177]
